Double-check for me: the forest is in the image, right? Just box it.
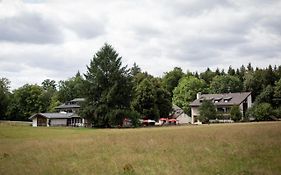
[1,44,281,127]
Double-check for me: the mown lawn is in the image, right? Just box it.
[0,122,281,175]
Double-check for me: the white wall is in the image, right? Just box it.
[247,95,252,108]
[50,119,67,126]
[177,113,191,124]
[32,117,37,127]
[191,107,199,124]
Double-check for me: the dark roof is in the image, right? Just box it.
[190,92,251,107]
[29,113,75,120]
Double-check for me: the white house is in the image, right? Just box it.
[189,92,252,124]
[29,98,87,127]
[29,112,86,127]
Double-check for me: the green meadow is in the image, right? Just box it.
[0,122,281,175]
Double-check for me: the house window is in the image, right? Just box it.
[223,97,232,103]
[217,108,225,113]
[214,97,222,103]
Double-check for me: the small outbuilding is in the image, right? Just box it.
[171,105,192,124]
[29,112,86,127]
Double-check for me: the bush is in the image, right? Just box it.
[247,103,273,121]
[199,100,217,123]
[109,109,141,128]
[273,107,281,118]
[126,110,141,127]
[230,105,242,122]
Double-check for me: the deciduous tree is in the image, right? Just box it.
[0,78,10,119]
[57,72,85,102]
[210,75,243,93]
[7,84,46,121]
[162,67,184,96]
[173,76,206,114]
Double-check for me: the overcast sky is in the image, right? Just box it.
[1,0,281,89]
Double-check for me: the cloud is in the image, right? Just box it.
[0,12,63,44]
[0,0,281,89]
[67,18,106,39]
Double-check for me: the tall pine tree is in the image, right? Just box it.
[80,44,132,127]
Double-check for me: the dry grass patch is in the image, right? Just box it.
[0,122,281,175]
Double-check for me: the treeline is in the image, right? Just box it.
[1,44,281,126]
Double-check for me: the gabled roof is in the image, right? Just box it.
[171,104,189,119]
[29,113,75,120]
[189,92,251,107]
[172,104,183,111]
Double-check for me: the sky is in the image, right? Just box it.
[0,0,281,89]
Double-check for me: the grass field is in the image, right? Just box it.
[0,122,281,175]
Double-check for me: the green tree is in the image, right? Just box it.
[210,75,243,93]
[264,65,277,86]
[227,66,235,76]
[244,69,273,100]
[215,68,221,76]
[0,78,10,119]
[132,76,172,120]
[230,105,242,122]
[162,67,184,96]
[80,44,133,127]
[247,103,273,121]
[7,84,46,121]
[132,78,159,120]
[237,65,246,81]
[42,79,56,91]
[153,79,172,118]
[273,107,281,119]
[48,93,61,112]
[58,72,85,102]
[173,76,206,114]
[200,68,216,85]
[41,79,58,112]
[130,62,141,77]
[198,100,217,123]
[255,85,274,105]
[274,78,281,98]
[247,63,253,72]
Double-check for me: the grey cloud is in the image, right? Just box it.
[1,0,281,88]
[0,62,25,73]
[69,19,105,39]
[261,16,281,36]
[0,12,63,44]
[22,0,46,3]
[133,26,162,41]
[164,0,233,17]
[237,44,281,58]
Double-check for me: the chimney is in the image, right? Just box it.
[197,92,201,99]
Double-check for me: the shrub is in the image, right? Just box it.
[273,107,281,118]
[247,103,273,121]
[199,100,217,123]
[230,105,242,122]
